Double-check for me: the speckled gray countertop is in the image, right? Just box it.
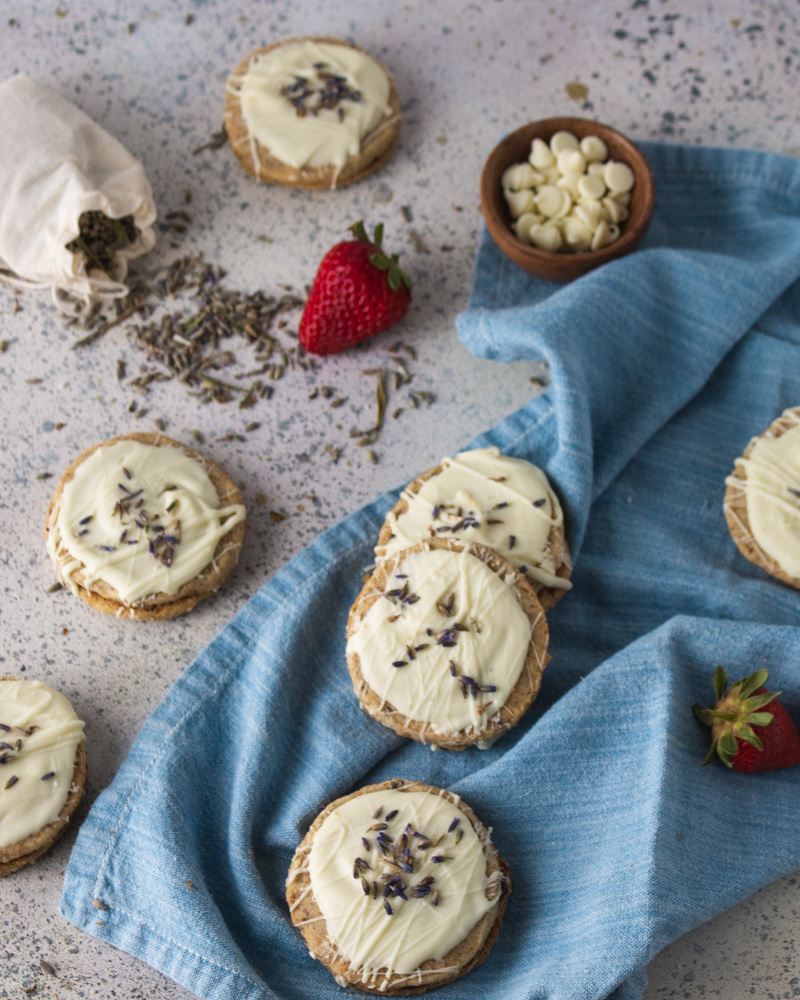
[0,1,798,997]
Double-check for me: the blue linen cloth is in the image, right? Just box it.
[61,141,800,1000]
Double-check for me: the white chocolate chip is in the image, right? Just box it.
[573,199,602,231]
[540,165,560,185]
[577,173,606,200]
[529,137,555,169]
[529,223,563,251]
[607,223,621,243]
[604,160,635,194]
[617,191,632,207]
[556,149,586,177]
[587,161,606,178]
[554,188,573,218]
[562,216,593,252]
[556,172,583,199]
[502,162,543,191]
[601,196,625,224]
[512,212,544,242]
[590,219,612,250]
[549,130,579,155]
[580,135,609,163]
[504,188,536,218]
[534,185,565,218]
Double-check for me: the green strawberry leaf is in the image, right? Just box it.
[742,691,779,712]
[708,710,737,722]
[716,743,733,767]
[350,220,370,243]
[702,740,718,766]
[369,252,390,271]
[719,730,738,759]
[373,222,384,248]
[736,726,763,750]
[693,703,714,726]
[713,665,728,702]
[738,669,769,700]
[744,711,774,727]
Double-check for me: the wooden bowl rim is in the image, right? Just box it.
[480,116,655,280]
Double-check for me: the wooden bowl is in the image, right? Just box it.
[480,117,655,282]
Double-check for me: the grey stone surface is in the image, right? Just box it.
[0,1,797,997]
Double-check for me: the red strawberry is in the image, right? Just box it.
[693,666,800,773]
[299,221,411,356]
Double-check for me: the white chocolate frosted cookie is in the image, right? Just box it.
[224,37,400,190]
[724,406,800,589]
[46,433,246,620]
[286,780,509,994]
[348,540,549,750]
[375,447,571,610]
[0,677,86,876]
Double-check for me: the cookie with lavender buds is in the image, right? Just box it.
[0,677,87,876]
[224,37,400,190]
[286,779,510,994]
[375,447,572,611]
[347,538,550,750]
[45,433,246,621]
[724,406,800,590]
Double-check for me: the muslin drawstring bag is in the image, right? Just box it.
[0,73,157,316]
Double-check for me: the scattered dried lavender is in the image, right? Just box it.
[69,248,432,462]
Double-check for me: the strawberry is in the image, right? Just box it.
[299,221,412,356]
[693,666,800,773]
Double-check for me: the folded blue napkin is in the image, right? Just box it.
[61,142,800,1000]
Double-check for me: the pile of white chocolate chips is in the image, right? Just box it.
[502,130,635,253]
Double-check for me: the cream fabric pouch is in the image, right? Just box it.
[0,73,157,315]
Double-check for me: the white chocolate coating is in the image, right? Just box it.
[307,788,496,977]
[48,440,246,604]
[349,546,531,736]
[378,446,570,591]
[233,40,391,172]
[0,680,84,849]
[726,412,800,578]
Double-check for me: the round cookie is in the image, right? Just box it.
[0,677,87,877]
[45,433,247,621]
[347,538,550,750]
[224,36,400,190]
[375,447,572,611]
[724,406,800,589]
[286,779,510,994]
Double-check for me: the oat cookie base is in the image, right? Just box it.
[224,37,401,190]
[0,676,87,877]
[375,462,572,611]
[724,406,800,590]
[348,538,550,750]
[286,779,510,995]
[45,432,246,620]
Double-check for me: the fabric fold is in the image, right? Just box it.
[62,141,800,1000]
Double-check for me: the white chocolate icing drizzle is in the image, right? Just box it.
[232,40,392,172]
[0,680,84,849]
[379,447,571,591]
[349,546,532,735]
[307,788,497,978]
[47,440,246,604]
[725,409,800,578]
